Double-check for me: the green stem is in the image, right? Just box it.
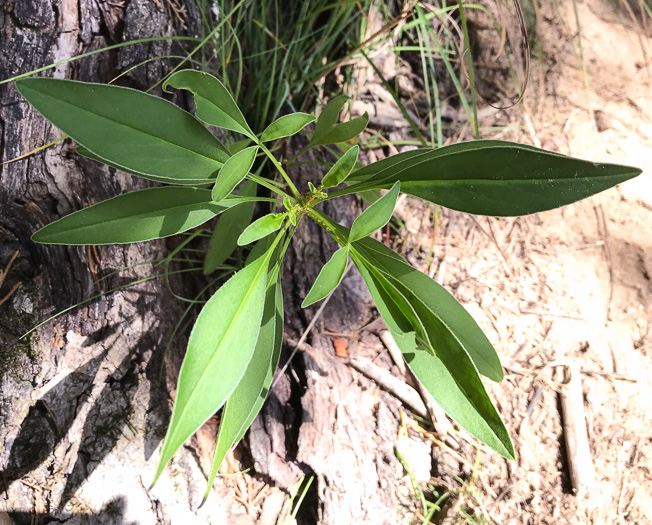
[305,208,348,246]
[246,172,291,199]
[0,37,202,85]
[322,184,375,200]
[259,142,301,199]
[268,223,297,283]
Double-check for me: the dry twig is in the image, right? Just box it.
[349,356,428,418]
[559,363,595,499]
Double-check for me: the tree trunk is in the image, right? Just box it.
[1,3,418,524]
[0,1,238,522]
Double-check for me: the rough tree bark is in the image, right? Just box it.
[1,3,420,524]
[0,1,238,522]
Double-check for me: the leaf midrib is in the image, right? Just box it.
[365,247,499,378]
[357,248,506,445]
[28,86,226,166]
[350,144,636,187]
[170,257,268,444]
[40,201,221,239]
[346,172,634,198]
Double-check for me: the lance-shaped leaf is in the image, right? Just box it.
[204,180,257,274]
[351,252,514,459]
[302,246,349,307]
[346,140,641,216]
[312,95,348,138]
[308,95,369,148]
[164,70,255,139]
[260,113,315,142]
[202,277,284,502]
[238,214,285,246]
[349,181,400,242]
[321,146,359,188]
[153,249,272,485]
[16,78,230,183]
[31,187,233,245]
[354,237,503,381]
[314,114,369,146]
[309,208,502,380]
[212,146,258,202]
[76,146,211,186]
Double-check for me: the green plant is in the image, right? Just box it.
[15,71,641,502]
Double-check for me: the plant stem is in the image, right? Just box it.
[259,142,301,199]
[246,172,291,199]
[305,208,348,246]
[322,184,372,200]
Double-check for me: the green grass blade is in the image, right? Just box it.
[457,0,480,138]
[360,49,427,147]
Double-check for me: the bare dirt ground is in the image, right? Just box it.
[378,1,652,522]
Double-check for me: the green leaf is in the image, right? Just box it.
[31,187,233,245]
[315,114,369,146]
[321,146,359,188]
[204,181,256,274]
[229,138,255,154]
[260,113,315,142]
[346,140,641,216]
[312,95,349,138]
[16,78,230,183]
[302,246,349,307]
[351,252,514,459]
[349,181,400,242]
[153,249,272,485]
[246,235,276,265]
[164,70,255,139]
[76,146,211,186]
[308,95,369,147]
[353,237,503,381]
[202,276,284,502]
[238,213,285,246]
[309,209,502,380]
[212,146,258,202]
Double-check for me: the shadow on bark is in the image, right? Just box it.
[0,300,173,510]
[0,348,108,490]
[9,496,136,525]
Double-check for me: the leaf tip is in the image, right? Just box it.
[300,297,314,309]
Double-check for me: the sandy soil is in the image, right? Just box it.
[380,0,652,522]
